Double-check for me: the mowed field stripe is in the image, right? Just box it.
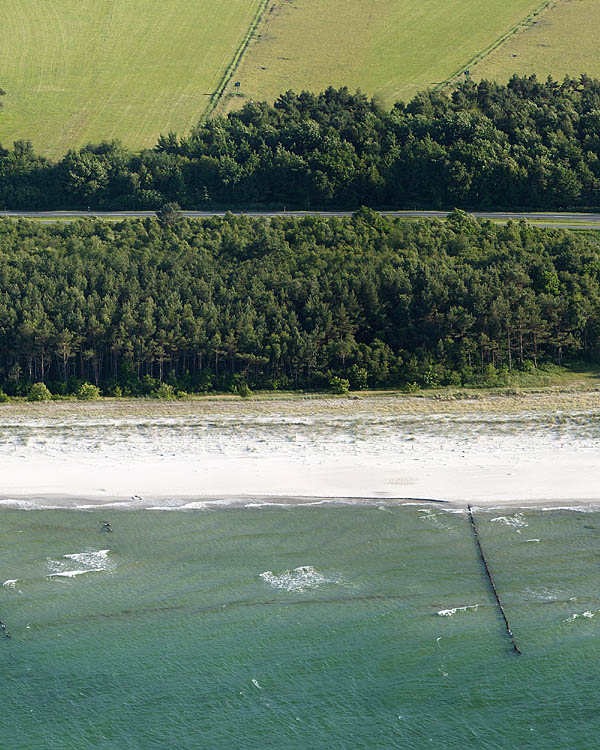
[437,0,552,90]
[220,0,546,112]
[208,0,272,116]
[0,0,264,157]
[470,0,600,84]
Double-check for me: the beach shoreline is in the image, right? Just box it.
[2,390,599,509]
[1,493,599,513]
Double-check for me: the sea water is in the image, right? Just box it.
[1,504,600,748]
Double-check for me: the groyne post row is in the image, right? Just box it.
[467,505,521,655]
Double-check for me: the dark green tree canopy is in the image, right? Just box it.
[0,213,599,396]
[2,75,600,211]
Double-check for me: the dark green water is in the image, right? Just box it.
[1,505,599,749]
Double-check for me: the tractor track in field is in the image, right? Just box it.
[206,0,273,117]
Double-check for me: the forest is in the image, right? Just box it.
[2,74,600,211]
[0,210,598,397]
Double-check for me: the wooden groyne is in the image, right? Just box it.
[467,505,521,655]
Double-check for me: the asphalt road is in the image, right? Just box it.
[2,209,600,229]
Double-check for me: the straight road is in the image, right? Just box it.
[2,209,600,228]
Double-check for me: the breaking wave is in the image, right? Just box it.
[259,565,337,592]
[46,549,112,579]
[436,605,479,617]
[491,513,528,528]
[565,610,599,622]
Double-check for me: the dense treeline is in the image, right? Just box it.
[2,74,600,210]
[0,210,598,396]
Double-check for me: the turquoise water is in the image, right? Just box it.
[1,504,599,748]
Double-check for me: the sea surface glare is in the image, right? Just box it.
[1,505,599,748]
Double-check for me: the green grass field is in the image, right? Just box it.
[0,0,263,157]
[471,0,600,84]
[219,0,546,113]
[0,0,591,157]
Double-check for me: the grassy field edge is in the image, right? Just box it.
[438,0,552,91]
[4,363,600,409]
[209,0,273,117]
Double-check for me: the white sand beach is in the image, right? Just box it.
[1,393,599,509]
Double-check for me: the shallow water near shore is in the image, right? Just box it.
[1,504,600,748]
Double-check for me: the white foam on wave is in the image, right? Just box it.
[46,549,112,579]
[75,501,133,510]
[566,610,599,622]
[64,550,110,567]
[433,506,465,515]
[147,499,243,511]
[417,507,459,531]
[0,498,62,510]
[491,513,528,528]
[247,499,354,509]
[146,505,183,511]
[463,503,600,514]
[524,586,560,602]
[245,502,289,508]
[2,579,18,588]
[48,569,93,578]
[540,505,598,513]
[436,605,479,617]
[259,565,336,592]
